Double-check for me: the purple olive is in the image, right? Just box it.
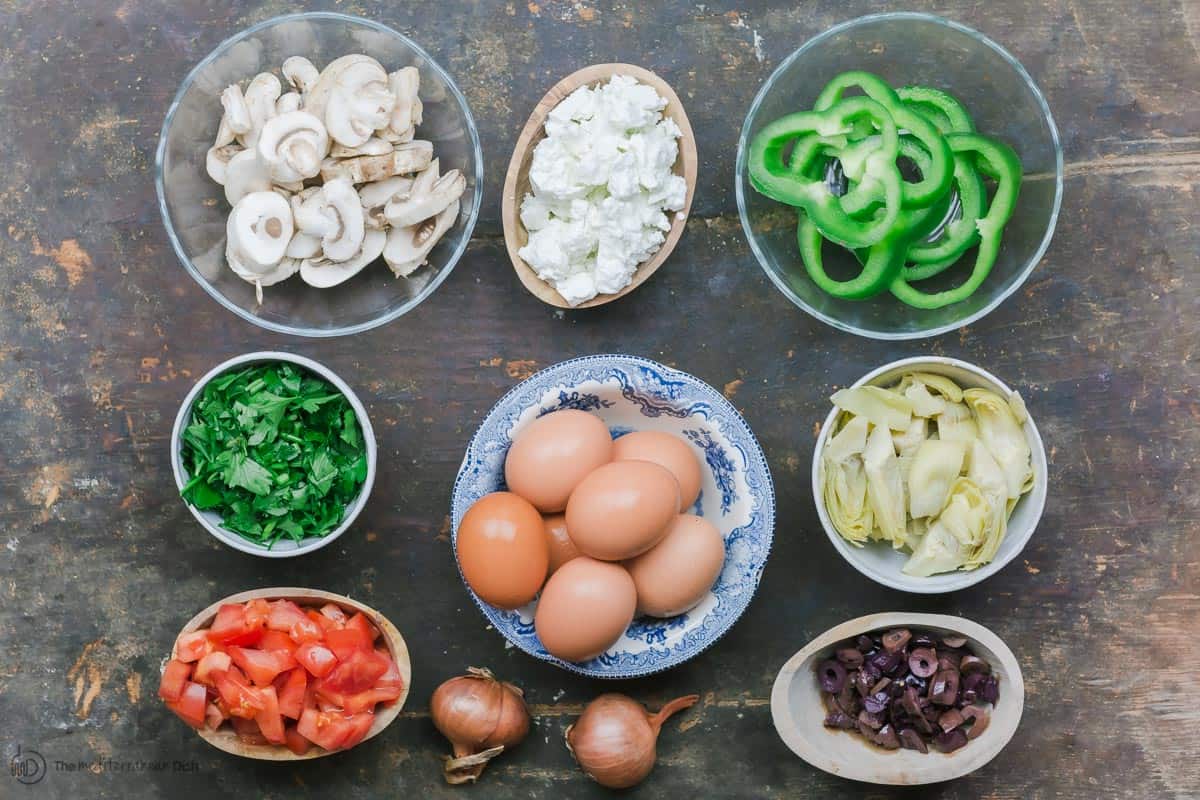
[824,710,857,730]
[868,649,903,675]
[961,704,992,739]
[909,647,937,678]
[818,659,847,693]
[978,675,1000,704]
[873,723,901,750]
[899,728,928,753]
[856,635,875,653]
[938,708,966,732]
[933,728,969,753]
[835,682,861,716]
[836,647,864,668]
[882,628,912,653]
[929,669,960,706]
[863,690,890,715]
[870,677,892,695]
[901,686,924,717]
[940,634,968,649]
[960,654,990,675]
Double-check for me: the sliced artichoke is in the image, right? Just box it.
[831,385,913,431]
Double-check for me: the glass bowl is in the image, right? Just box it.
[736,13,1062,340]
[155,12,483,337]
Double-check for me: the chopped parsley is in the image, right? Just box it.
[179,362,368,548]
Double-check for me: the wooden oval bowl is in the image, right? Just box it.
[501,63,698,309]
[771,613,1024,785]
[170,587,412,760]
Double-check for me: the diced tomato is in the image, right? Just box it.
[373,651,404,690]
[166,681,207,728]
[322,650,390,695]
[345,612,380,642]
[324,626,372,660]
[297,708,356,751]
[294,642,338,678]
[193,651,232,685]
[307,609,337,632]
[255,686,286,744]
[158,659,192,702]
[204,701,226,730]
[259,629,298,654]
[267,600,324,643]
[208,604,264,647]
[215,670,266,718]
[229,646,297,686]
[232,716,269,745]
[244,598,271,629]
[174,631,211,663]
[339,711,375,749]
[320,603,348,627]
[275,668,307,720]
[284,725,312,756]
[343,686,403,715]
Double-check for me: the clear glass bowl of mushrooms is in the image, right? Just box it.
[156,12,483,337]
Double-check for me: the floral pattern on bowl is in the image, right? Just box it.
[451,354,775,678]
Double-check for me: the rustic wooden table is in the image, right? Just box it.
[1,1,1197,798]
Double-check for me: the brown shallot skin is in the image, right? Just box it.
[566,693,699,789]
[430,667,530,784]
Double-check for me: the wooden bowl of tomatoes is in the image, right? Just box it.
[159,588,411,760]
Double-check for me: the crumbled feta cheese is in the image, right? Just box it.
[518,74,688,306]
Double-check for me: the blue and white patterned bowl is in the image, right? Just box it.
[451,355,776,678]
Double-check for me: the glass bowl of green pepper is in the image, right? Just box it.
[736,12,1062,339]
[170,352,377,558]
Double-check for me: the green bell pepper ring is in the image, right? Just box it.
[897,85,976,134]
[889,134,1022,309]
[905,151,986,265]
[748,97,904,249]
[901,250,964,282]
[814,71,954,209]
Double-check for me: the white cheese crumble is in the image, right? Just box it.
[518,74,688,306]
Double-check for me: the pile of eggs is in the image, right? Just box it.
[455,409,726,663]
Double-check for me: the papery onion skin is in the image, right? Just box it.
[430,667,530,784]
[565,693,699,789]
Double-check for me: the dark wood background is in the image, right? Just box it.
[0,1,1197,798]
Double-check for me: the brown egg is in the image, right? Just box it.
[504,410,613,512]
[612,430,703,511]
[565,460,680,561]
[534,557,637,662]
[542,513,581,576]
[625,514,726,617]
[456,492,548,610]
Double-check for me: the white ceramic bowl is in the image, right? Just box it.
[812,357,1047,593]
[171,352,377,557]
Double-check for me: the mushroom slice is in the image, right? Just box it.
[391,140,434,174]
[227,244,300,305]
[294,178,365,263]
[276,91,303,114]
[307,55,394,148]
[380,124,415,144]
[238,72,282,150]
[384,168,465,227]
[385,67,423,138]
[359,176,414,228]
[282,56,319,94]
[223,148,273,205]
[304,54,383,120]
[300,228,385,288]
[330,136,393,159]
[383,198,459,277]
[226,190,294,271]
[206,143,242,185]
[258,111,330,183]
[285,231,323,260]
[220,84,252,135]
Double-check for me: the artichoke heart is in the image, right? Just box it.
[862,424,907,548]
[903,478,988,576]
[831,385,913,431]
[907,439,967,519]
[964,388,1033,500]
[936,401,978,443]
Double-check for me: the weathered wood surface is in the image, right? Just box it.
[0,1,1196,798]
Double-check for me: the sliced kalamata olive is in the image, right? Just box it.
[856,635,875,653]
[937,654,960,672]
[959,654,990,675]
[835,682,860,716]
[868,649,903,675]
[821,691,838,714]
[901,686,924,718]
[836,647,864,668]
[818,659,848,693]
[863,690,890,715]
[978,675,1000,704]
[858,709,885,730]
[933,728,969,753]
[824,710,858,730]
[873,723,901,750]
[940,634,968,649]
[903,673,928,691]
[899,728,929,753]
[912,632,936,648]
[909,647,937,678]
[854,668,875,697]
[938,708,966,732]
[857,720,879,740]
[870,677,892,695]
[929,669,960,706]
[961,704,991,740]
[882,628,912,653]
[923,704,941,723]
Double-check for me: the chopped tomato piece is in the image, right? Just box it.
[284,725,312,756]
[244,598,271,628]
[323,650,390,695]
[158,659,192,702]
[174,631,211,663]
[345,612,380,642]
[373,651,404,689]
[259,629,298,654]
[215,670,266,718]
[255,686,286,744]
[343,686,403,715]
[297,708,355,751]
[232,716,269,745]
[229,646,297,686]
[166,681,207,728]
[267,600,324,643]
[307,609,337,632]
[339,711,375,749]
[193,651,232,684]
[275,668,307,720]
[320,603,348,627]
[324,626,372,660]
[294,642,338,678]
[204,701,226,730]
[208,604,265,647]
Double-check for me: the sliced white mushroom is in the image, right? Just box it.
[206,143,242,185]
[305,55,382,120]
[384,167,465,227]
[300,228,385,288]
[391,140,434,174]
[285,231,323,259]
[385,67,423,138]
[380,125,415,144]
[383,198,459,277]
[359,176,414,228]
[323,140,434,183]
[223,148,273,205]
[220,84,252,135]
[282,56,319,95]
[276,91,302,114]
[238,72,282,150]
[293,178,365,262]
[330,136,393,159]
[226,190,294,270]
[227,244,300,304]
[307,55,394,148]
[257,111,330,183]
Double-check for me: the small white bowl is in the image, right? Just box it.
[171,352,377,558]
[812,357,1047,593]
